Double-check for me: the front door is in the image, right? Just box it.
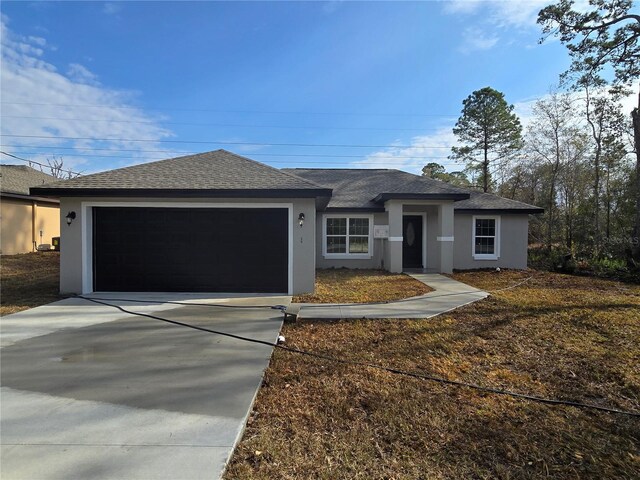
[402,215,423,269]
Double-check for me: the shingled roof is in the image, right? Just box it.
[1,165,58,196]
[282,168,470,209]
[28,150,542,212]
[454,190,544,213]
[285,168,543,213]
[31,150,332,198]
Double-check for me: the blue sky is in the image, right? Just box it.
[0,1,635,175]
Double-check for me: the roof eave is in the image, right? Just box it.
[29,187,333,199]
[454,208,545,214]
[373,192,471,203]
[1,192,61,204]
[324,206,386,213]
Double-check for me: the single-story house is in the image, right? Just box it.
[31,150,543,295]
[1,165,60,255]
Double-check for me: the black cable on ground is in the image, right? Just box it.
[76,295,286,310]
[77,291,486,310]
[78,296,640,418]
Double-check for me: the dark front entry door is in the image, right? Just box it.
[93,207,288,293]
[402,215,423,269]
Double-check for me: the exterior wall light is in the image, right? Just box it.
[298,212,305,227]
[66,211,76,226]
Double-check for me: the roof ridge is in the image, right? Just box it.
[381,170,470,195]
[471,190,541,208]
[30,150,333,194]
[220,151,328,189]
[283,168,394,171]
[45,150,205,185]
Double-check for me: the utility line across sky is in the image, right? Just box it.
[0,151,83,176]
[1,145,457,162]
[0,134,455,149]
[1,115,452,133]
[0,151,463,167]
[0,101,460,117]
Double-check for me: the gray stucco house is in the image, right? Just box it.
[31,150,543,295]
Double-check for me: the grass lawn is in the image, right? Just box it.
[293,269,432,304]
[1,252,61,316]
[225,270,640,479]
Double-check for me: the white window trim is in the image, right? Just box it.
[472,215,501,260]
[81,201,294,295]
[322,213,374,259]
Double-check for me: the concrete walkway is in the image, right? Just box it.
[296,273,488,320]
[1,293,287,480]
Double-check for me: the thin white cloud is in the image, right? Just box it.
[0,15,174,173]
[458,27,499,54]
[445,0,592,29]
[443,0,548,28]
[66,63,100,86]
[102,3,121,15]
[27,35,47,47]
[441,0,484,15]
[488,0,549,29]
[351,127,462,175]
[444,0,568,52]
[322,1,344,15]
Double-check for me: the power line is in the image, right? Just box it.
[0,151,83,176]
[0,145,452,159]
[0,134,454,149]
[1,144,191,155]
[3,150,460,166]
[1,101,459,118]
[1,115,449,133]
[0,144,454,160]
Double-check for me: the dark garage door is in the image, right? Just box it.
[93,207,288,293]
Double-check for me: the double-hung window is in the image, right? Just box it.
[324,215,372,258]
[472,216,500,260]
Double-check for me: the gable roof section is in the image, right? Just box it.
[1,165,58,195]
[453,190,544,213]
[31,150,332,199]
[285,168,543,213]
[282,168,470,210]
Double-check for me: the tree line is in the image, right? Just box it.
[423,0,639,274]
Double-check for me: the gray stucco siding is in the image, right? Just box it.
[453,213,529,270]
[58,197,316,295]
[315,211,388,270]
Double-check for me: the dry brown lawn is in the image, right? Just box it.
[1,252,61,316]
[226,270,640,480]
[293,269,432,304]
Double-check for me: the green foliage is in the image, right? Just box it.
[538,0,639,88]
[450,87,523,192]
[529,245,640,282]
[421,162,471,187]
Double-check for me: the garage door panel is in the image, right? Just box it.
[93,207,288,292]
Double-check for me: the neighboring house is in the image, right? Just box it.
[31,150,543,295]
[1,165,60,255]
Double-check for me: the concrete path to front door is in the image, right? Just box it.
[0,293,288,480]
[295,273,488,320]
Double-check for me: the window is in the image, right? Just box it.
[324,215,373,258]
[472,216,500,260]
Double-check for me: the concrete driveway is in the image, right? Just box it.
[0,293,287,480]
